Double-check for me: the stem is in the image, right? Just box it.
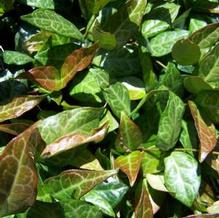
[84,15,96,39]
[155,60,167,69]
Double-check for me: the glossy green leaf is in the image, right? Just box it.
[150,30,189,57]
[199,44,219,88]
[164,151,201,207]
[21,9,83,40]
[43,169,117,200]
[157,91,185,151]
[189,101,217,162]
[0,126,40,216]
[189,18,207,33]
[116,112,143,151]
[28,45,97,91]
[18,0,55,9]
[0,95,44,123]
[189,23,219,49]
[142,2,180,38]
[3,51,34,65]
[41,123,108,158]
[134,179,153,218]
[196,90,219,124]
[38,107,104,146]
[60,200,102,218]
[172,39,201,65]
[103,82,131,118]
[115,151,143,186]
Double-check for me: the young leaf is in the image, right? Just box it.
[149,30,189,57]
[115,151,143,186]
[188,101,217,162]
[103,82,131,118]
[164,151,201,207]
[116,112,143,151]
[0,95,44,123]
[21,9,83,40]
[0,126,39,216]
[18,0,55,9]
[135,179,153,218]
[157,91,185,151]
[44,169,117,200]
[41,123,108,158]
[3,51,34,65]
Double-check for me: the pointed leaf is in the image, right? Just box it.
[41,123,108,158]
[44,169,117,200]
[0,95,44,123]
[3,51,34,65]
[164,151,201,207]
[28,45,98,91]
[60,200,102,218]
[135,179,153,218]
[116,112,143,151]
[188,101,217,162]
[0,126,40,216]
[157,91,185,151]
[21,9,83,40]
[103,82,131,118]
[38,107,104,145]
[115,151,143,186]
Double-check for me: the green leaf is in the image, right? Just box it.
[189,23,219,49]
[199,44,219,88]
[196,90,219,124]
[0,95,44,123]
[41,123,108,158]
[115,151,143,186]
[189,18,207,33]
[43,169,117,200]
[38,107,104,145]
[21,9,83,40]
[149,30,189,57]
[157,91,185,151]
[28,45,97,91]
[103,82,131,118]
[0,0,14,16]
[116,112,143,151]
[3,51,34,65]
[60,200,102,218]
[141,2,180,38]
[0,126,40,216]
[18,0,55,9]
[188,101,217,162]
[164,151,201,207]
[172,39,201,65]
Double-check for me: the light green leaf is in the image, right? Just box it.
[38,107,104,145]
[142,2,180,38]
[189,18,207,33]
[199,44,219,88]
[150,30,189,57]
[157,91,185,151]
[18,0,55,9]
[115,151,143,186]
[164,151,201,207]
[21,9,83,40]
[60,200,102,218]
[3,51,34,65]
[103,82,131,118]
[44,169,117,200]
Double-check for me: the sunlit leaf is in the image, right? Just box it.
[3,51,34,65]
[115,151,143,186]
[188,101,217,162]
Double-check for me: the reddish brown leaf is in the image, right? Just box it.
[41,123,108,158]
[189,101,217,162]
[115,151,143,186]
[135,179,153,218]
[0,95,44,123]
[0,124,45,216]
[27,44,98,91]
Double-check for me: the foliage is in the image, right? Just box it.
[0,0,219,217]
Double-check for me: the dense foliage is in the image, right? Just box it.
[0,0,219,217]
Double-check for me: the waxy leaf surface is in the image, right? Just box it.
[189,101,217,162]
